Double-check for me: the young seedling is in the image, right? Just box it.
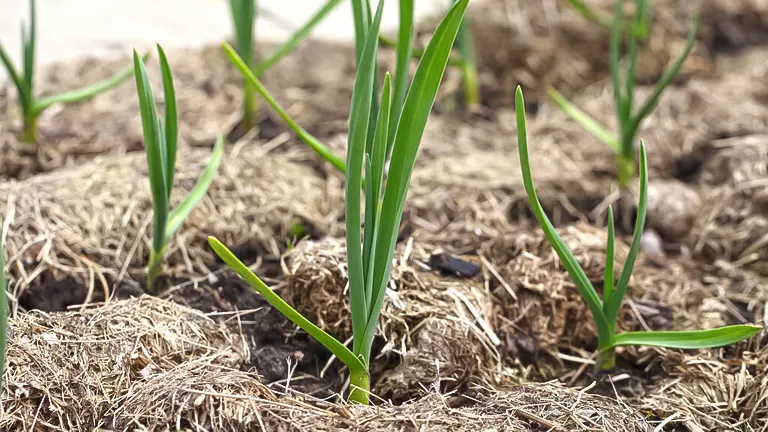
[228,0,343,134]
[209,0,469,404]
[133,46,225,294]
[515,86,760,370]
[548,0,695,189]
[0,0,140,143]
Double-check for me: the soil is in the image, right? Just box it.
[2,1,768,431]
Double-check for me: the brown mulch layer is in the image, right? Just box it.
[0,295,652,432]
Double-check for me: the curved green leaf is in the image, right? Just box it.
[208,237,366,375]
[603,141,648,326]
[133,50,169,256]
[33,52,148,116]
[253,0,343,76]
[610,326,761,350]
[516,86,614,349]
[228,0,255,68]
[0,43,31,115]
[166,135,225,241]
[157,45,178,199]
[387,0,413,156]
[363,0,470,355]
[221,42,347,173]
[547,88,619,153]
[603,206,615,303]
[23,0,36,92]
[347,0,384,357]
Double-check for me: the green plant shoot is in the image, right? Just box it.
[209,0,469,404]
[0,0,140,143]
[548,0,695,189]
[515,86,760,370]
[566,0,650,39]
[133,46,225,294]
[452,0,479,108]
[228,0,343,134]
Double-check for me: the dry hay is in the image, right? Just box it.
[641,333,768,431]
[0,292,650,431]
[0,144,336,300]
[0,295,253,430]
[689,133,768,276]
[284,237,500,400]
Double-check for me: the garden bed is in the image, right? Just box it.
[1,0,767,430]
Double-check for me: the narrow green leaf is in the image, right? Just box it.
[610,325,761,350]
[351,0,371,63]
[567,0,612,29]
[253,0,342,77]
[166,135,225,241]
[133,50,169,256]
[387,0,413,156]
[603,206,615,303]
[157,45,178,199]
[208,237,367,375]
[229,0,255,68]
[454,0,479,107]
[622,17,639,150]
[33,52,148,116]
[363,0,470,354]
[363,73,391,313]
[23,0,36,91]
[347,0,384,357]
[628,13,698,142]
[516,86,615,349]
[379,35,464,67]
[221,42,347,173]
[603,141,648,326]
[547,87,620,153]
[0,43,31,115]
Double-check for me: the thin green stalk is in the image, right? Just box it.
[229,0,257,130]
[387,0,414,157]
[0,0,139,144]
[517,85,760,371]
[453,0,479,107]
[379,35,464,67]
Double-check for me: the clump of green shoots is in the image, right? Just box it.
[0,0,140,143]
[209,0,469,404]
[548,0,696,189]
[516,86,760,370]
[227,0,343,134]
[133,46,225,294]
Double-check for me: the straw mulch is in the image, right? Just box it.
[0,295,652,431]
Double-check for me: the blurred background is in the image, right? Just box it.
[0,0,451,68]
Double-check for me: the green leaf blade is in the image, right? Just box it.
[387,0,413,156]
[166,135,225,241]
[33,52,147,116]
[516,86,614,349]
[0,44,31,115]
[346,0,384,357]
[364,0,470,354]
[23,0,36,91]
[253,0,342,77]
[603,141,648,327]
[221,42,347,173]
[547,87,619,153]
[157,45,178,199]
[208,237,367,375]
[133,50,169,256]
[611,326,761,350]
[603,206,615,304]
[363,72,391,315]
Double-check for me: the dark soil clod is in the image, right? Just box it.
[428,253,481,278]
